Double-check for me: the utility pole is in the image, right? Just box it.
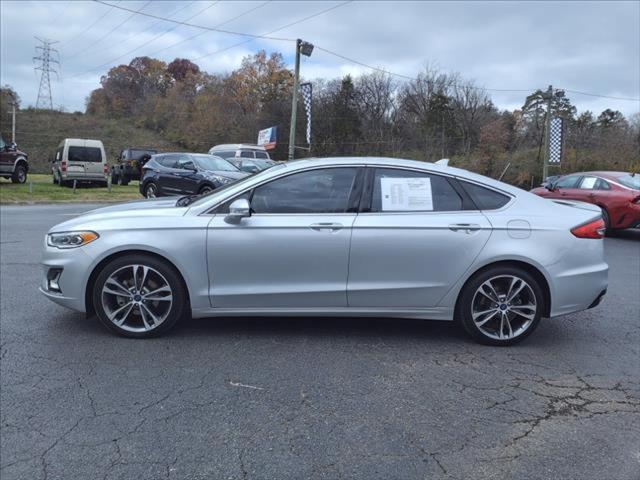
[11,102,16,144]
[542,85,553,182]
[33,37,59,110]
[288,39,314,161]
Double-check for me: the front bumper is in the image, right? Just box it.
[40,242,96,313]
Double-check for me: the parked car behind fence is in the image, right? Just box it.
[52,138,108,187]
[0,135,28,184]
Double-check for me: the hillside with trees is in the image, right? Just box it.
[2,51,638,183]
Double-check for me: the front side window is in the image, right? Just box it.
[370,168,462,212]
[555,175,581,189]
[251,168,358,214]
[68,146,102,163]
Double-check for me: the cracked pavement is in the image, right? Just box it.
[1,204,639,480]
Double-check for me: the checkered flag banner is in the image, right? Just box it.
[549,117,564,163]
[300,82,312,145]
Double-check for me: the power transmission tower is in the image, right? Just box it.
[33,37,60,110]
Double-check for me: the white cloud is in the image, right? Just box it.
[1,0,638,115]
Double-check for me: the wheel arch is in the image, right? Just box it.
[14,157,29,171]
[454,260,551,319]
[198,182,216,194]
[85,249,191,317]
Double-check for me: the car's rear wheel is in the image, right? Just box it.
[458,266,543,346]
[600,208,611,233]
[199,185,214,195]
[111,169,120,185]
[11,165,27,184]
[92,255,187,338]
[144,182,158,198]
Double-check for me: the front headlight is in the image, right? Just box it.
[208,175,233,185]
[47,231,99,249]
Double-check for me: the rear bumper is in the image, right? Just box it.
[548,260,609,317]
[62,174,107,182]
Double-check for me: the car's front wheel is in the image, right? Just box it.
[11,164,27,184]
[144,182,158,198]
[92,254,187,338]
[458,266,544,346]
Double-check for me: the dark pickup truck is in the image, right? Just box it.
[111,147,157,185]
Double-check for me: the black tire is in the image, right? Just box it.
[111,170,120,185]
[92,254,187,338]
[11,164,27,184]
[457,266,544,346]
[144,182,158,198]
[53,174,58,185]
[120,175,130,186]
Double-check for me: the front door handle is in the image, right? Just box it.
[310,222,343,232]
[449,223,481,234]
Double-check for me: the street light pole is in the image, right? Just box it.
[542,85,553,182]
[288,39,313,161]
[11,102,16,144]
[288,40,302,161]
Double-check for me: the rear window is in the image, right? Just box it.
[617,174,640,190]
[68,146,102,163]
[460,181,511,210]
[129,149,157,160]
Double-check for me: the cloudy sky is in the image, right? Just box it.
[1,0,639,116]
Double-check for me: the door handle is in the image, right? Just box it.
[449,223,481,234]
[310,222,343,232]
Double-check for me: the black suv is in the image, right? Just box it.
[0,136,29,183]
[111,147,157,185]
[139,153,248,198]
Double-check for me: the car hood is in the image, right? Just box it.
[48,198,187,233]
[202,169,248,180]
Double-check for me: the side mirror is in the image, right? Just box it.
[224,198,251,224]
[8,142,17,151]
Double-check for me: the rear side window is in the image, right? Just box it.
[255,151,269,159]
[157,155,177,168]
[240,150,254,158]
[369,168,462,212]
[68,146,102,163]
[555,175,581,189]
[460,181,510,210]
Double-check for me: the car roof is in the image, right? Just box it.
[211,144,266,151]
[60,138,104,148]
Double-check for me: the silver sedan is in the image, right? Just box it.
[40,157,608,345]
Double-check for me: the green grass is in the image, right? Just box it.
[0,174,142,204]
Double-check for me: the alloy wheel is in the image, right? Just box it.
[101,264,173,333]
[471,275,537,341]
[145,183,157,198]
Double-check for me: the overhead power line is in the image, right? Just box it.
[65,0,153,61]
[68,1,219,79]
[193,1,353,61]
[563,89,640,102]
[92,0,296,42]
[59,0,122,46]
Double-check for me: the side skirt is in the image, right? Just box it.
[191,307,454,321]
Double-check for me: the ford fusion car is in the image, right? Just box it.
[139,153,248,198]
[40,157,608,346]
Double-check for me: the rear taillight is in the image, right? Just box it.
[127,161,132,167]
[103,164,108,174]
[632,195,640,204]
[60,160,67,172]
[571,218,606,239]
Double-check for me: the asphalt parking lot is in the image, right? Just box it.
[1,203,639,480]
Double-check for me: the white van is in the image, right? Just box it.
[53,139,108,186]
[208,144,271,161]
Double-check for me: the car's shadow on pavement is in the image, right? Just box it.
[607,228,640,240]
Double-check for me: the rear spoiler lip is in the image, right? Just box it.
[550,199,602,213]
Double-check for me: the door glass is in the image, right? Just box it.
[177,157,196,170]
[555,175,581,189]
[251,168,357,214]
[370,168,462,212]
[596,179,611,190]
[459,181,510,210]
[240,151,254,158]
[579,177,598,189]
[159,155,178,168]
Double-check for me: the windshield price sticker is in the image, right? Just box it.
[380,177,433,211]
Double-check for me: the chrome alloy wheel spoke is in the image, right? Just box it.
[101,265,173,333]
[471,275,537,341]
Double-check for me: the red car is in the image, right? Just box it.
[531,171,640,231]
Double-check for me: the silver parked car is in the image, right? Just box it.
[40,157,608,345]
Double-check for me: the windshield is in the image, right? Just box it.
[187,162,287,208]
[617,174,640,190]
[191,154,239,172]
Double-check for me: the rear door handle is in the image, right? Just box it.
[449,223,481,233]
[310,222,343,232]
